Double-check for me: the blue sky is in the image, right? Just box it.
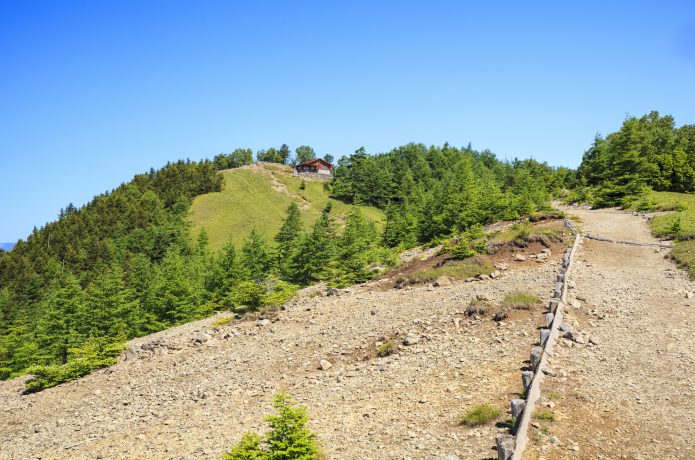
[1,0,694,242]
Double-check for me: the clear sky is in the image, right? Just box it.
[1,0,694,242]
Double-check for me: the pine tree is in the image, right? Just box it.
[241,229,274,281]
[207,236,243,300]
[289,204,337,284]
[36,274,86,364]
[84,265,142,338]
[275,203,303,278]
[153,250,199,325]
[335,209,378,285]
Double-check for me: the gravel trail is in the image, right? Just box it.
[524,209,695,460]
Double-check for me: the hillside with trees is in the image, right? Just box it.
[0,143,570,389]
[577,111,695,207]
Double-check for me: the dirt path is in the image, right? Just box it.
[524,209,695,460]
[1,242,571,460]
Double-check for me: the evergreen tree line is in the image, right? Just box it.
[212,144,335,170]
[576,111,695,207]
[330,143,574,247]
[0,160,224,382]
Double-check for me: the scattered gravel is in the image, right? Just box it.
[0,247,568,460]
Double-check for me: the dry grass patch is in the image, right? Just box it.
[411,257,493,282]
[503,291,541,310]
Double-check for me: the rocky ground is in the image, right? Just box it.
[524,209,695,460]
[0,236,570,460]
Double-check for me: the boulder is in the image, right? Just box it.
[559,322,573,340]
[514,254,527,262]
[403,333,420,346]
[489,270,501,279]
[192,332,210,343]
[494,262,509,271]
[433,276,451,287]
[256,318,271,327]
[319,359,332,371]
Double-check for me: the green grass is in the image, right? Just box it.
[459,403,502,426]
[503,291,541,309]
[533,409,555,422]
[211,315,235,327]
[627,191,695,279]
[411,257,493,282]
[188,165,385,252]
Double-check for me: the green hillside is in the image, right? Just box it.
[188,163,385,252]
[628,190,695,278]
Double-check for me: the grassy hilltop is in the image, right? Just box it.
[188,163,385,252]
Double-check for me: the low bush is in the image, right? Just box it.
[228,278,298,313]
[377,341,396,357]
[24,336,124,392]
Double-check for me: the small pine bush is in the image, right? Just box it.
[223,391,320,460]
[450,238,476,260]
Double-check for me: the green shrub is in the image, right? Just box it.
[466,224,485,240]
[459,403,502,426]
[512,223,531,243]
[228,281,265,311]
[223,391,320,460]
[450,238,476,259]
[228,278,298,312]
[377,341,396,357]
[223,432,265,460]
[0,367,11,380]
[24,336,124,392]
[473,239,487,254]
